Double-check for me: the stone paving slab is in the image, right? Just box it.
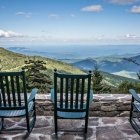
[0,117,139,140]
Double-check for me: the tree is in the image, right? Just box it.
[92,65,111,94]
[24,58,53,93]
[117,80,135,93]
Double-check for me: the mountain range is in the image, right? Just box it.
[8,46,140,75]
[0,47,139,88]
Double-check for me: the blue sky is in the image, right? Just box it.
[0,0,140,46]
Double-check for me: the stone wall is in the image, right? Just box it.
[35,94,132,117]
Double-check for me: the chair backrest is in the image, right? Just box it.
[0,69,28,110]
[54,69,91,112]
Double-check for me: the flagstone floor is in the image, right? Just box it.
[0,116,139,140]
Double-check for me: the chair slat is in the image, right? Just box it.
[75,78,79,109]
[0,90,1,107]
[0,76,6,106]
[65,78,68,108]
[54,72,57,104]
[86,75,91,110]
[5,76,11,106]
[80,78,85,109]
[21,70,28,110]
[60,78,63,108]
[10,76,16,106]
[16,76,21,106]
[70,78,74,109]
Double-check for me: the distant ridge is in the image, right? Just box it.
[112,70,138,79]
[72,56,140,73]
[72,58,97,70]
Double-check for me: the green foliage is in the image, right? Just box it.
[118,80,134,93]
[24,58,53,93]
[92,65,111,94]
[117,80,140,93]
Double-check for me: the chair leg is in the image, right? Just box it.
[32,101,36,128]
[24,109,36,139]
[0,117,4,130]
[34,102,36,121]
[129,103,133,121]
[23,114,31,139]
[31,106,36,132]
[54,116,57,135]
[1,118,4,129]
[26,114,30,133]
[85,117,88,133]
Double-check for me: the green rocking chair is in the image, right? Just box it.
[51,69,93,134]
[129,89,140,135]
[0,69,38,137]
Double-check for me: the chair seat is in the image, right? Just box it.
[57,111,86,118]
[51,89,93,119]
[0,102,33,117]
[57,103,86,118]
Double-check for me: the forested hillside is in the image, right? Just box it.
[0,47,83,74]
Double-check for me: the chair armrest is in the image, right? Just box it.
[28,88,38,103]
[129,89,140,103]
[51,88,54,103]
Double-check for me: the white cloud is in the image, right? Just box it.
[125,33,137,38]
[81,5,103,12]
[114,34,140,44]
[130,5,140,14]
[16,12,25,15]
[0,29,22,38]
[107,0,139,4]
[48,14,59,18]
[16,12,32,18]
[1,32,140,45]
